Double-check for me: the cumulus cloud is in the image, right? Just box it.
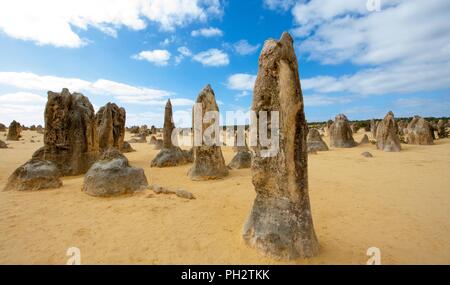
[233,40,260,56]
[133,49,171,66]
[292,0,450,97]
[191,27,223,37]
[0,0,223,48]
[0,71,173,102]
[263,0,295,12]
[193,49,229,66]
[0,92,47,125]
[226,73,256,91]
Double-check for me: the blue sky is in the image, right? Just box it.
[0,0,449,127]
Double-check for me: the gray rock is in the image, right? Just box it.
[376,111,401,152]
[437,119,448,138]
[82,149,148,197]
[307,128,329,152]
[243,32,319,260]
[3,159,62,191]
[121,141,135,153]
[175,189,196,200]
[329,114,357,148]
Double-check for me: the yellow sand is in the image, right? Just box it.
[0,130,449,265]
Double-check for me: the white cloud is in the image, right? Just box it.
[0,0,223,48]
[0,71,172,102]
[303,94,353,107]
[178,46,192,57]
[263,0,295,12]
[159,36,176,46]
[193,49,229,66]
[233,40,261,55]
[0,92,47,126]
[291,0,450,96]
[191,27,223,37]
[133,49,171,66]
[226,73,256,91]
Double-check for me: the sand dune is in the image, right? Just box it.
[0,130,449,264]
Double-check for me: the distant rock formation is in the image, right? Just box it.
[121,141,135,153]
[370,119,378,138]
[151,99,192,167]
[329,114,356,148]
[82,148,148,197]
[359,134,370,145]
[0,123,6,132]
[96,103,126,152]
[7,120,22,141]
[228,148,252,169]
[0,139,8,148]
[32,88,99,176]
[437,119,448,138]
[243,32,319,259]
[307,128,329,152]
[376,111,401,152]
[3,159,62,191]
[188,85,229,180]
[406,116,434,145]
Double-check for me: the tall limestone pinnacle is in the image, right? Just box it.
[243,32,319,259]
[151,99,191,167]
[188,84,229,180]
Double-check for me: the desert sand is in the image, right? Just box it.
[0,130,449,264]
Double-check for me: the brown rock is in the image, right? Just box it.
[329,114,356,148]
[7,120,22,141]
[370,119,378,138]
[359,134,370,145]
[0,139,8,148]
[96,103,126,152]
[376,111,401,152]
[32,88,99,176]
[121,141,135,153]
[406,116,434,145]
[188,85,229,180]
[437,119,448,138]
[0,123,6,132]
[228,149,252,169]
[361,151,373,158]
[307,128,329,152]
[243,32,319,259]
[3,158,62,191]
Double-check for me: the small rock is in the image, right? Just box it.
[175,189,195,200]
[361,152,373,158]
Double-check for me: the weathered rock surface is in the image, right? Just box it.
[437,119,448,138]
[188,85,229,180]
[0,139,7,148]
[7,120,22,141]
[96,103,126,152]
[243,32,319,259]
[151,100,191,168]
[82,148,148,197]
[3,159,62,191]
[359,134,370,145]
[370,119,378,138]
[307,128,329,152]
[32,88,99,176]
[0,123,6,132]
[376,111,401,152]
[121,141,135,153]
[228,149,252,169]
[406,116,434,145]
[329,114,356,148]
